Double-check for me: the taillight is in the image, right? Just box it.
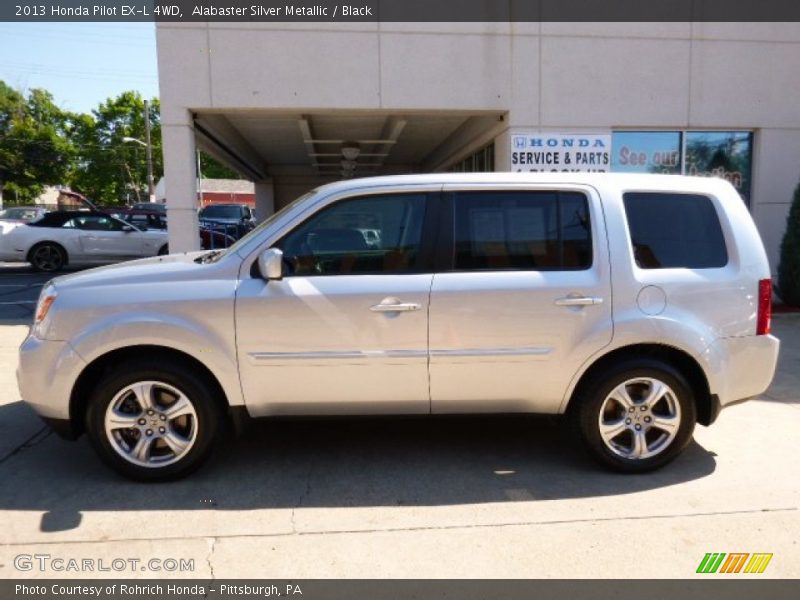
[757,278,772,335]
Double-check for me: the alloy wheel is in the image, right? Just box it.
[31,245,63,271]
[104,380,198,468]
[597,377,682,460]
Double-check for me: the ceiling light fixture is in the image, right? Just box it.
[341,142,360,161]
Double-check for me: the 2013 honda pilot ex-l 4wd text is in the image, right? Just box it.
[18,173,779,480]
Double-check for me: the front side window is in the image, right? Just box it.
[623,192,728,269]
[452,191,592,271]
[277,193,427,276]
[68,215,126,231]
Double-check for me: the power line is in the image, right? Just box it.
[0,65,157,83]
[0,27,155,47]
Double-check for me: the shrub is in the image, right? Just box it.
[777,182,800,305]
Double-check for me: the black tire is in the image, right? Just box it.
[28,242,67,272]
[85,358,225,481]
[570,359,696,473]
[158,244,169,256]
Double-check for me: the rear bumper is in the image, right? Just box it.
[706,334,780,407]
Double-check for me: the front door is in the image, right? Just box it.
[429,186,613,414]
[235,192,435,416]
[74,215,143,259]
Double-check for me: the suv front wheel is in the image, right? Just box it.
[85,359,224,481]
[572,359,697,473]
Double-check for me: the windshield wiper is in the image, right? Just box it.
[194,250,224,264]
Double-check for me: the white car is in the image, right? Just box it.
[18,173,779,480]
[0,211,169,272]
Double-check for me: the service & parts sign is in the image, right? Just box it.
[511,133,611,173]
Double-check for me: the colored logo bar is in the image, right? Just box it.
[696,553,773,574]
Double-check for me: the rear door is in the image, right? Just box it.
[429,185,612,414]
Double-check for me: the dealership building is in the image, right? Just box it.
[156,21,800,271]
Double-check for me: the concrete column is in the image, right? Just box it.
[162,121,200,252]
[254,179,275,223]
[493,131,512,171]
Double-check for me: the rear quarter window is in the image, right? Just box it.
[623,192,728,269]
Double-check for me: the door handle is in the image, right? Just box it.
[554,295,604,306]
[370,302,421,313]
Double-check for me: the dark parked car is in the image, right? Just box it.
[198,203,255,239]
[131,202,167,215]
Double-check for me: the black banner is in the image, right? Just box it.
[4,0,800,22]
[4,580,800,600]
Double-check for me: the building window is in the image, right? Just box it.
[611,131,754,206]
[450,143,495,173]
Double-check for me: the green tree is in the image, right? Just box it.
[777,182,800,305]
[0,81,73,205]
[199,150,241,180]
[69,92,162,205]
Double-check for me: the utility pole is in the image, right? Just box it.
[144,99,155,202]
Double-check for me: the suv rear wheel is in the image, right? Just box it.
[572,359,696,473]
[85,359,224,481]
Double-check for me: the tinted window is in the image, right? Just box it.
[200,205,242,219]
[128,214,166,229]
[278,194,426,276]
[133,203,166,213]
[452,191,592,271]
[623,192,728,269]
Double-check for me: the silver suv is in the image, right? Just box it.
[18,173,780,480]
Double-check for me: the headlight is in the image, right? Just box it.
[33,283,57,336]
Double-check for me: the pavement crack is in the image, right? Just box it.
[0,426,51,466]
[2,506,796,548]
[290,463,314,535]
[204,536,217,595]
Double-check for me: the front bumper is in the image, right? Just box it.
[17,334,86,432]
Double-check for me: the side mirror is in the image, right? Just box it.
[258,247,283,281]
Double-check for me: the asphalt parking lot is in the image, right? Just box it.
[0,265,798,579]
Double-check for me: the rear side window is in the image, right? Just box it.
[623,192,728,269]
[452,191,592,271]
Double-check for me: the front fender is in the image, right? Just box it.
[68,311,244,407]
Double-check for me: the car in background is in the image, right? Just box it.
[118,209,236,250]
[199,227,236,250]
[0,211,169,272]
[131,202,167,215]
[198,203,255,239]
[0,206,49,223]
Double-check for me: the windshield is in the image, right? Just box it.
[0,207,38,220]
[200,205,243,220]
[215,192,315,258]
[133,203,166,213]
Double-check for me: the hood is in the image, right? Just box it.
[51,251,225,290]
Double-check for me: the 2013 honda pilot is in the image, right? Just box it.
[18,173,780,480]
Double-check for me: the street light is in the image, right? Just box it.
[121,100,156,203]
